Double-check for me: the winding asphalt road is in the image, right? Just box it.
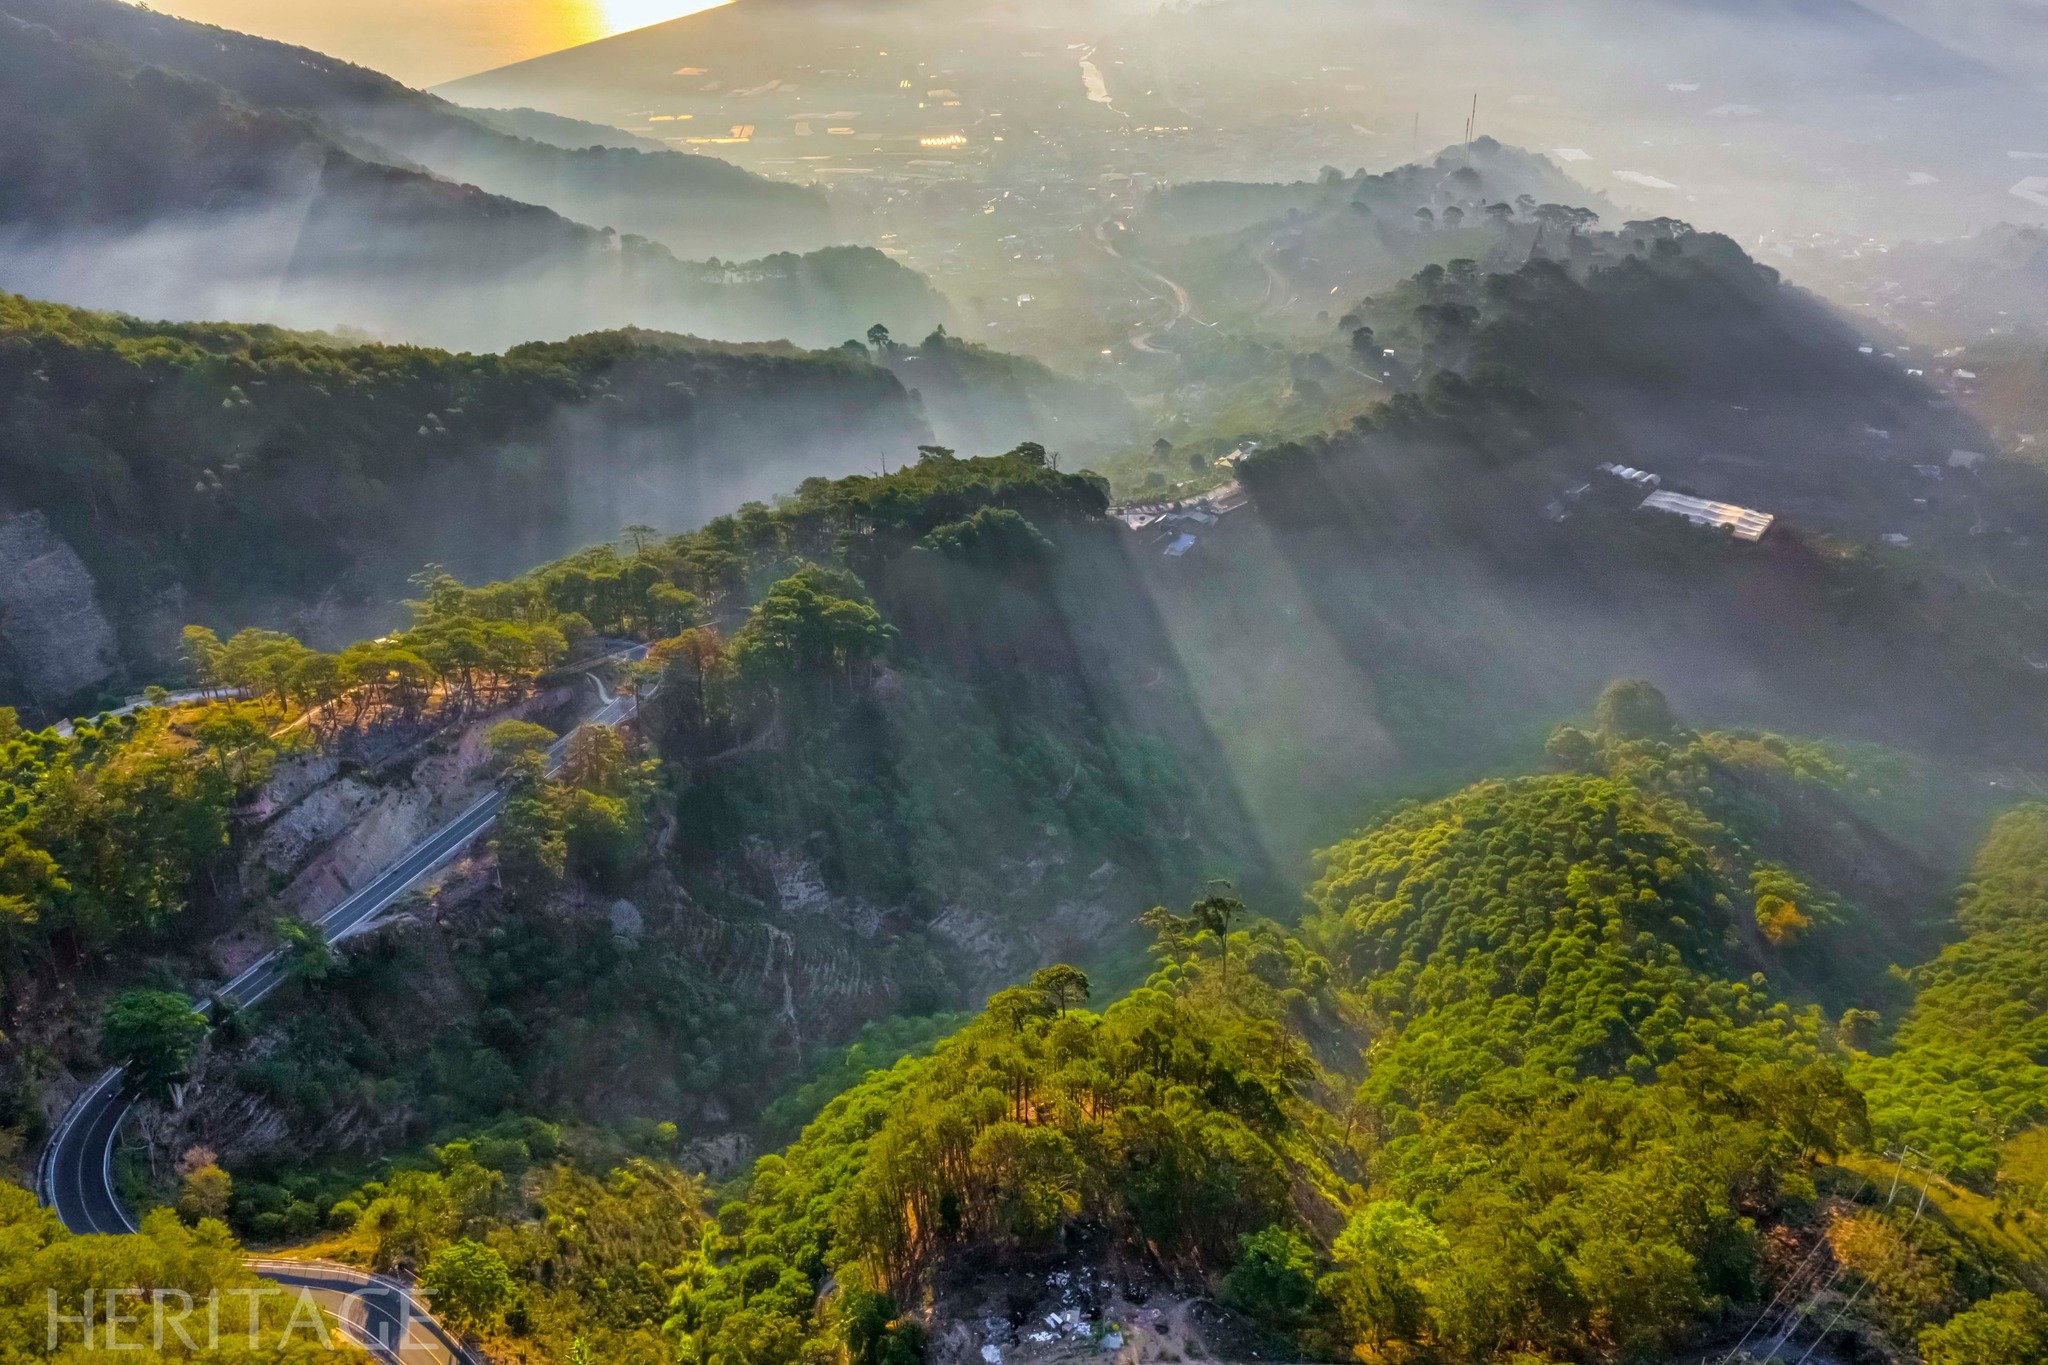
[36,656,644,1361]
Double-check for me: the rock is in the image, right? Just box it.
[609,898,645,942]
[245,774,383,884]
[676,1130,752,1179]
[244,754,345,824]
[0,511,121,705]
[748,840,887,935]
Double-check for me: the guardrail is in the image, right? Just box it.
[243,1259,486,1365]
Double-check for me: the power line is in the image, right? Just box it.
[1734,1149,1935,1364]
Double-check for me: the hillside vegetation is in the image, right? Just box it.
[0,292,934,702]
[214,689,2048,1364]
[0,1182,357,1362]
[27,450,1256,1237]
[1856,805,2048,1183]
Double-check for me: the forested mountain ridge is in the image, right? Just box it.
[0,12,945,352]
[0,450,1261,1238]
[0,292,932,710]
[132,451,1260,1200]
[1855,804,2048,1184]
[175,691,2047,1365]
[0,0,841,263]
[1133,139,1621,329]
[1327,222,2048,583]
[1153,229,2048,833]
[5,446,2045,1362]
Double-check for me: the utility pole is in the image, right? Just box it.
[1467,93,1479,145]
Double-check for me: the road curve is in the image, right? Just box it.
[246,1259,481,1363]
[36,656,644,1359]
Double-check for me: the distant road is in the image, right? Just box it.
[53,688,249,739]
[36,654,644,1361]
[1089,218,1203,354]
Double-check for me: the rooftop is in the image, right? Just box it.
[1638,490,1775,542]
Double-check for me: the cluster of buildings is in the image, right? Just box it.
[1112,481,1251,556]
[1567,462,1776,543]
[1638,490,1776,542]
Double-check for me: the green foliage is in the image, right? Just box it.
[843,1290,927,1365]
[1826,1206,1963,1340]
[1593,678,1676,742]
[1025,964,1090,1017]
[915,507,1053,575]
[309,1134,706,1361]
[1308,774,1790,1112]
[176,1163,234,1225]
[666,924,1328,1364]
[484,720,556,775]
[227,724,2048,1364]
[491,757,569,902]
[273,917,335,986]
[1857,805,2048,1183]
[0,706,289,982]
[657,746,1904,1364]
[0,1181,355,1362]
[421,1238,513,1332]
[1921,1290,2048,1365]
[486,727,657,900]
[1297,765,1890,1361]
[0,280,926,665]
[729,564,894,695]
[758,1013,972,1142]
[1224,1224,1321,1329]
[100,988,207,1100]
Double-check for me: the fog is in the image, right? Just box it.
[0,211,943,357]
[8,0,2048,784]
[445,0,2048,249]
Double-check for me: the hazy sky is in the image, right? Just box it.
[144,0,730,88]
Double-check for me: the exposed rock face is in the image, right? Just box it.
[928,1247,1263,1365]
[0,511,121,706]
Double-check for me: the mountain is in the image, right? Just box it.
[0,8,946,352]
[0,0,841,262]
[8,339,2047,1360]
[1128,139,1623,332]
[1865,0,2048,83]
[438,0,2043,246]
[176,695,2048,1363]
[454,106,669,154]
[0,292,933,709]
[873,327,1143,458]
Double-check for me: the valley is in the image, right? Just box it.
[2,1,2047,1363]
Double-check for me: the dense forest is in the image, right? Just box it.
[0,450,1261,1246]
[1160,236,2048,837]
[1328,226,2048,586]
[0,292,936,707]
[0,1184,356,1362]
[1,402,2043,1364]
[5,60,2047,1356]
[144,687,2045,1365]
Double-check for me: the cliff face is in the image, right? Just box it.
[0,511,120,709]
